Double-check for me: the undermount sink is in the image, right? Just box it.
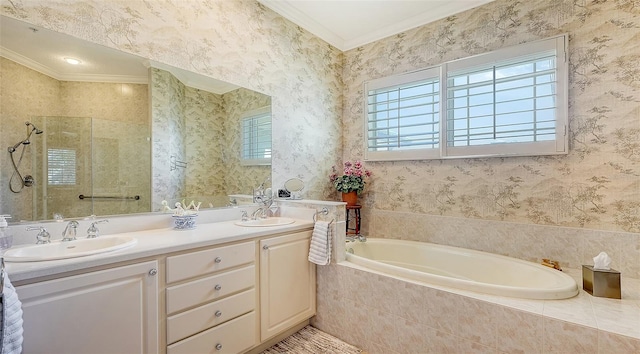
[234,217,295,227]
[3,235,137,262]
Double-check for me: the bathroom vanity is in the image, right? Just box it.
[8,218,316,354]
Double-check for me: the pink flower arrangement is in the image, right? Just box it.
[330,160,372,194]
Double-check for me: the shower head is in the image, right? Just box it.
[26,121,43,135]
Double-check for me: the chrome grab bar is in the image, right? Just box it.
[79,195,140,201]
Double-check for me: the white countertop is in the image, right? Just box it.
[6,218,314,283]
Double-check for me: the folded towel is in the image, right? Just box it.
[1,269,23,354]
[308,221,332,265]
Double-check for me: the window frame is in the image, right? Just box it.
[363,34,568,161]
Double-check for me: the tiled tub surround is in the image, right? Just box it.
[292,202,640,353]
[313,263,640,354]
[274,200,640,352]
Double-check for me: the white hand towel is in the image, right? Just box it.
[308,221,332,265]
[1,270,23,354]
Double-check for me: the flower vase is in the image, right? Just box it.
[341,191,358,206]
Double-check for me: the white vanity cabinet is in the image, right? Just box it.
[259,230,316,342]
[12,225,317,354]
[165,241,258,354]
[16,260,159,354]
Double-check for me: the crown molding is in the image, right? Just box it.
[258,0,495,51]
[258,0,346,50]
[1,46,148,84]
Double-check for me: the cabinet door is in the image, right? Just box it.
[260,231,316,341]
[16,261,159,354]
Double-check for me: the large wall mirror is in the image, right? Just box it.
[0,15,271,223]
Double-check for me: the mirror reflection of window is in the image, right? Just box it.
[47,148,77,185]
[241,106,272,165]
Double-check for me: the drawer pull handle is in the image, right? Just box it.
[214,284,222,291]
[215,310,222,317]
[148,268,157,276]
[262,245,269,250]
[215,343,223,351]
[214,257,222,263]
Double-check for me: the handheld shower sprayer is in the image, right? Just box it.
[7,122,43,153]
[7,121,44,193]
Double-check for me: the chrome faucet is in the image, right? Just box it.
[346,234,366,243]
[87,219,108,238]
[252,178,274,219]
[26,226,51,244]
[251,207,267,220]
[62,220,79,241]
[253,177,273,205]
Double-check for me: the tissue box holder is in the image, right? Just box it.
[582,265,621,299]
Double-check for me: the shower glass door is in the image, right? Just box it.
[32,116,92,220]
[32,116,150,220]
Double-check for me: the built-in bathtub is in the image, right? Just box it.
[345,238,578,300]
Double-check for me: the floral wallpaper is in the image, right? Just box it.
[150,67,188,210]
[150,68,271,210]
[222,87,271,197]
[343,0,640,233]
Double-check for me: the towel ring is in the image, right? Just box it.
[313,207,329,222]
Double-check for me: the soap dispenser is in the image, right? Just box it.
[0,215,13,250]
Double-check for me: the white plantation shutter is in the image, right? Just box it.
[365,67,441,161]
[47,148,76,185]
[443,35,568,158]
[363,34,568,160]
[241,107,272,165]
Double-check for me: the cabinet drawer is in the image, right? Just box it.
[167,241,255,283]
[166,265,255,314]
[167,288,255,344]
[167,311,256,354]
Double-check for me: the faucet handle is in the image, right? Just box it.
[87,219,109,238]
[26,226,51,244]
[240,211,249,222]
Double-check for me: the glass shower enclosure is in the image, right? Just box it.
[31,116,150,220]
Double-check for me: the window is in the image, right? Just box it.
[47,148,76,185]
[241,107,272,165]
[364,35,568,160]
[366,67,441,160]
